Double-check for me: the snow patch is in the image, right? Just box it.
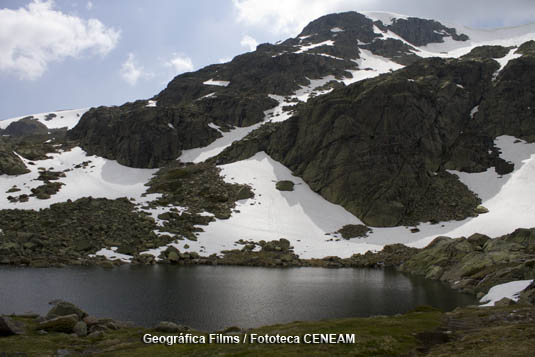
[470,105,479,118]
[203,79,230,87]
[480,280,533,306]
[315,53,345,61]
[146,100,157,107]
[179,123,262,163]
[330,27,344,33]
[295,40,334,54]
[493,48,522,80]
[197,92,216,100]
[344,49,403,85]
[89,247,132,263]
[174,152,380,259]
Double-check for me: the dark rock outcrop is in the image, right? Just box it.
[68,103,223,168]
[385,17,468,46]
[4,117,48,137]
[0,141,28,175]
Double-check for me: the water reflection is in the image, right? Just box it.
[0,265,476,331]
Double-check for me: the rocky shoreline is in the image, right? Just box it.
[2,298,535,355]
[2,226,535,304]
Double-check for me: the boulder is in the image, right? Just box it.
[168,250,180,263]
[83,315,99,326]
[337,224,371,239]
[73,321,87,337]
[275,180,295,191]
[0,316,24,336]
[0,141,29,175]
[39,314,79,333]
[46,301,87,320]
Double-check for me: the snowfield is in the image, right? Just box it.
[165,135,535,259]
[141,152,382,260]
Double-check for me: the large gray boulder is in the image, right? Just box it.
[39,314,79,333]
[46,301,87,320]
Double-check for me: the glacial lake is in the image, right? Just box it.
[0,265,477,331]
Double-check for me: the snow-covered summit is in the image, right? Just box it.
[0,108,89,130]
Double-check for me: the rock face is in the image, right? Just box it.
[215,56,503,226]
[68,103,223,168]
[385,17,468,46]
[214,43,535,227]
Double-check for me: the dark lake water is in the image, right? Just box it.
[0,265,477,331]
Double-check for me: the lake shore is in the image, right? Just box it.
[1,300,535,356]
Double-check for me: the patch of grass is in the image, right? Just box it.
[0,309,444,356]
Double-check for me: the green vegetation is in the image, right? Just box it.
[2,304,535,356]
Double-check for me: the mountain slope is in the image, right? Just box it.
[2,11,535,262]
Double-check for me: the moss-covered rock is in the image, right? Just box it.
[275,180,294,191]
[46,301,87,320]
[38,314,78,333]
[337,224,371,239]
[400,228,535,294]
[461,45,511,60]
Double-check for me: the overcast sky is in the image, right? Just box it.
[1,0,534,120]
